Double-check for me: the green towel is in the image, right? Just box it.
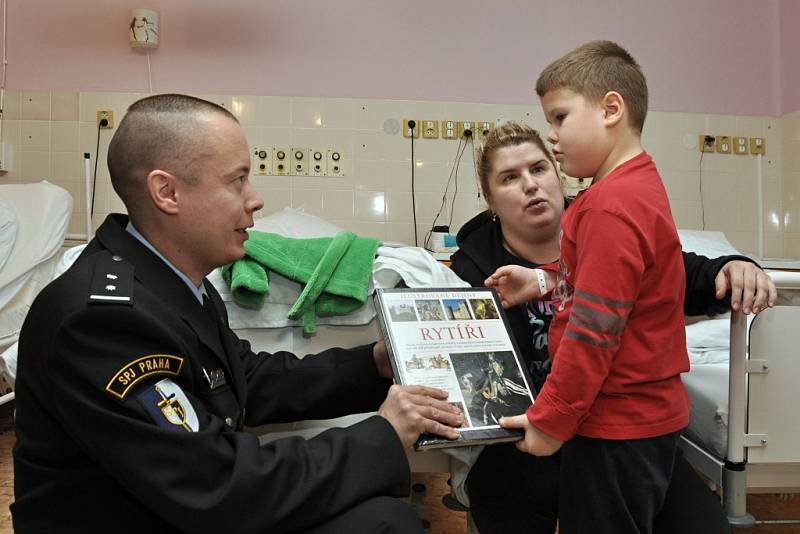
[222,230,381,334]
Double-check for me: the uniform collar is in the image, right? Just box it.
[125,220,207,304]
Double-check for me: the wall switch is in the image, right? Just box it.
[750,137,766,155]
[97,110,114,129]
[402,119,420,138]
[442,120,458,140]
[290,147,308,176]
[252,147,271,175]
[309,149,326,176]
[715,135,731,154]
[421,120,439,139]
[328,150,345,177]
[699,134,715,153]
[733,137,748,155]
[272,148,290,176]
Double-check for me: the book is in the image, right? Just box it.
[374,287,536,450]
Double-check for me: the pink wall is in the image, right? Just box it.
[780,0,800,114]
[3,0,788,116]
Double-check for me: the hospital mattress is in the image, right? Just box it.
[682,360,729,458]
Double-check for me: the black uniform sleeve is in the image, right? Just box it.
[682,251,759,316]
[49,305,409,534]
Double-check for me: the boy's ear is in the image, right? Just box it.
[601,91,625,128]
[146,169,181,215]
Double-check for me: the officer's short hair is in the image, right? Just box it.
[107,94,238,212]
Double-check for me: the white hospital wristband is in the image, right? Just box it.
[534,268,548,295]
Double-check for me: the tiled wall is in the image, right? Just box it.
[0,90,795,258]
[783,111,800,256]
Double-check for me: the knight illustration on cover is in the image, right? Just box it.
[374,287,536,450]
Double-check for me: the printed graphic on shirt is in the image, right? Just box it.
[105,354,184,399]
[137,378,199,432]
[526,299,556,353]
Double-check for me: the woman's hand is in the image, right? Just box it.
[715,260,777,314]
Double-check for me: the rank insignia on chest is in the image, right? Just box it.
[137,378,199,432]
[202,367,226,390]
[106,354,184,399]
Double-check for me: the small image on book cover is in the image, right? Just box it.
[442,298,473,320]
[374,287,536,450]
[415,299,446,321]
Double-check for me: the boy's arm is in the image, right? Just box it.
[527,209,646,441]
[485,265,557,308]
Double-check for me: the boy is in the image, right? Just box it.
[500,41,690,534]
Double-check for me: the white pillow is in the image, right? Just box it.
[678,230,741,257]
[0,198,17,273]
[253,208,343,239]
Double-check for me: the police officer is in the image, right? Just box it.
[12,94,463,533]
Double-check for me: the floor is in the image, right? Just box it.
[0,413,798,533]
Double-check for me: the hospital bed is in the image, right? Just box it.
[0,181,72,405]
[678,231,800,528]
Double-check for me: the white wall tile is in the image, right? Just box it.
[20,121,50,151]
[261,96,292,128]
[21,91,50,120]
[0,119,21,146]
[291,97,355,129]
[322,190,355,219]
[51,122,80,152]
[231,95,261,125]
[79,92,113,123]
[351,160,386,191]
[2,91,21,120]
[20,150,50,182]
[354,191,385,221]
[51,151,82,181]
[291,189,324,217]
[51,91,80,121]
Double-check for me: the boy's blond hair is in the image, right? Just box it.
[536,40,648,134]
[476,122,559,201]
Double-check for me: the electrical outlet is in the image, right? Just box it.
[272,148,289,176]
[442,120,457,140]
[421,120,439,139]
[402,119,420,138]
[290,148,309,176]
[328,150,345,177]
[699,134,715,153]
[252,148,271,175]
[309,149,326,176]
[457,121,475,138]
[97,110,114,129]
[715,135,731,154]
[750,137,766,155]
[475,121,494,138]
[733,137,748,155]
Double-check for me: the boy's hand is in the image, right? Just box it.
[485,266,554,308]
[500,414,563,456]
[715,260,777,315]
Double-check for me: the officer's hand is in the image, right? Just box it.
[372,340,394,379]
[715,260,777,314]
[378,385,464,450]
[500,414,563,456]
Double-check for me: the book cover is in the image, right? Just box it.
[374,287,536,450]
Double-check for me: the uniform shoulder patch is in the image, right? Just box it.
[137,378,199,432]
[88,252,134,305]
[105,354,184,399]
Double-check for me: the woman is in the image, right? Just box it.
[450,122,776,534]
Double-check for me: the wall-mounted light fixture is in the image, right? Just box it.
[129,8,159,49]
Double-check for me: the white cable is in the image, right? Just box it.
[147,51,153,93]
[0,0,8,148]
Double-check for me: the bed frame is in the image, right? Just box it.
[680,269,800,527]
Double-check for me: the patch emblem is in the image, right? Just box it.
[137,378,199,432]
[105,354,184,399]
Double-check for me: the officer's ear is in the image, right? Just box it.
[146,169,181,215]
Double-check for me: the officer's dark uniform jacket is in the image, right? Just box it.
[12,214,409,533]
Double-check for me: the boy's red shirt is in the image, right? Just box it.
[527,151,690,441]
